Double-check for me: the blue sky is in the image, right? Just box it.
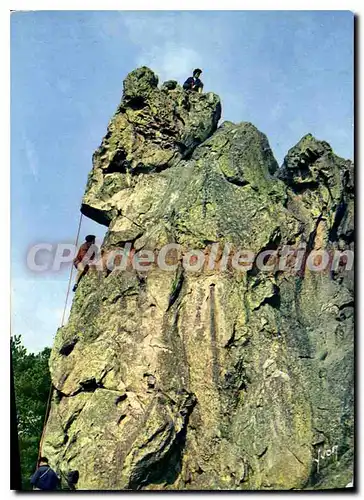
[11,10,353,352]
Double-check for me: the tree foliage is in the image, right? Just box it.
[11,335,51,490]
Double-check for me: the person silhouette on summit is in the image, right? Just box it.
[183,68,204,93]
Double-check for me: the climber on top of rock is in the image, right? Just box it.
[183,68,204,93]
[72,235,96,292]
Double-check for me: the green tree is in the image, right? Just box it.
[11,335,51,490]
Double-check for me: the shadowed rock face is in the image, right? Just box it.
[42,68,354,490]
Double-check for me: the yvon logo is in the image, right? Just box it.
[313,444,338,473]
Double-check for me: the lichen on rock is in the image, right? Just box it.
[42,67,354,490]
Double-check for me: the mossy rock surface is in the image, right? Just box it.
[43,67,354,491]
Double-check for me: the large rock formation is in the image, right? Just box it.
[42,67,354,490]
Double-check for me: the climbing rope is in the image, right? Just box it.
[37,383,54,463]
[61,212,83,327]
[37,210,84,463]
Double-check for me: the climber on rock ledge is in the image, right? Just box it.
[183,68,204,93]
[72,235,96,292]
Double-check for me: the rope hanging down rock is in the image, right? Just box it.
[37,211,84,463]
[61,212,83,327]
